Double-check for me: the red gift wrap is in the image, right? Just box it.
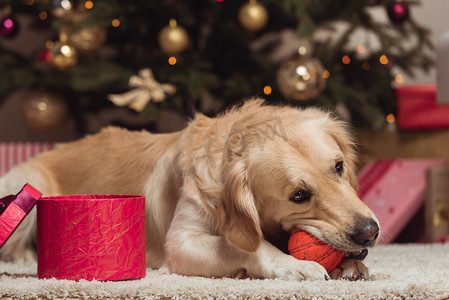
[0,184,42,247]
[397,84,449,130]
[37,195,146,281]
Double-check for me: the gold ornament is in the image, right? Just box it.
[158,19,189,55]
[52,0,73,18]
[276,50,326,101]
[107,68,176,112]
[59,12,107,53]
[238,0,268,32]
[50,40,78,70]
[60,24,107,53]
[22,90,68,131]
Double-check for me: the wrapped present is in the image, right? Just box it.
[425,166,449,243]
[1,184,146,281]
[0,143,54,177]
[37,195,146,281]
[357,159,445,244]
[396,84,449,130]
[0,184,42,248]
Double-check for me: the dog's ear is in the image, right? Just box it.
[219,158,263,253]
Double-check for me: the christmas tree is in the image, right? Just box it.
[0,0,433,133]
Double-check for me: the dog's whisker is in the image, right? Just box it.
[378,229,392,244]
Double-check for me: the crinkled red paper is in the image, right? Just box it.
[0,202,26,247]
[37,195,146,281]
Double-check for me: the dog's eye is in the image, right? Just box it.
[335,161,343,176]
[289,190,310,204]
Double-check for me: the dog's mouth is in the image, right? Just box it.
[318,234,370,260]
[346,248,369,260]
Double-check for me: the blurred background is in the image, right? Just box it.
[1,0,449,244]
[0,0,448,141]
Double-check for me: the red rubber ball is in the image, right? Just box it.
[288,228,346,273]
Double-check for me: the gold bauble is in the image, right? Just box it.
[158,19,189,55]
[59,12,107,54]
[276,55,326,101]
[52,0,73,18]
[61,24,107,53]
[50,40,78,70]
[238,0,268,32]
[22,90,68,131]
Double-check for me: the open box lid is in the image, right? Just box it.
[0,184,42,248]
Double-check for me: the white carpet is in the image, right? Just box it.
[1,244,449,299]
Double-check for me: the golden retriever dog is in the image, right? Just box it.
[0,99,379,281]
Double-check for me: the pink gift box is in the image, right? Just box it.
[358,159,445,244]
[37,195,146,281]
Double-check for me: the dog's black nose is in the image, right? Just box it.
[350,218,379,247]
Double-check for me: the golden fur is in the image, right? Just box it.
[0,99,379,281]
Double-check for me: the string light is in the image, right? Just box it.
[168,56,177,65]
[61,45,71,56]
[342,55,351,65]
[38,11,48,20]
[357,44,366,54]
[263,85,272,95]
[386,113,395,124]
[169,19,177,27]
[379,54,389,65]
[362,61,370,70]
[84,0,94,10]
[46,40,54,49]
[111,18,120,27]
[298,45,308,56]
[60,0,72,10]
[395,74,404,83]
[322,69,330,79]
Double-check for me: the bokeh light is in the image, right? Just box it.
[379,54,389,65]
[168,56,177,65]
[112,19,120,27]
[85,1,94,10]
[263,85,272,95]
[386,113,395,124]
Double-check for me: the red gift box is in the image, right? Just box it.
[0,184,146,281]
[37,195,146,281]
[397,84,449,130]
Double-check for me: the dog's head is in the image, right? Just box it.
[219,100,380,253]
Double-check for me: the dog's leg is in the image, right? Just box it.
[329,259,369,280]
[164,200,328,281]
[0,164,52,262]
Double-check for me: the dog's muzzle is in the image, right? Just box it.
[350,218,380,248]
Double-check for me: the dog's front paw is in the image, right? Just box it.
[264,255,329,281]
[329,259,369,281]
